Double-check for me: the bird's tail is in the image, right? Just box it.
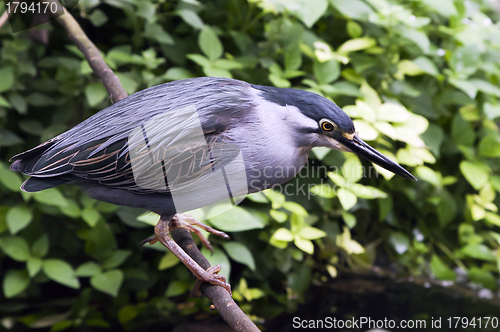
[20,177,69,192]
[10,137,69,192]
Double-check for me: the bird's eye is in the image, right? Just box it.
[320,119,336,132]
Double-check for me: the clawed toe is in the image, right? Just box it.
[140,235,158,249]
[190,264,232,297]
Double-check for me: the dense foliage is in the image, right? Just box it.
[1,0,500,329]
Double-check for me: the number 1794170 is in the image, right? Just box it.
[6,2,58,14]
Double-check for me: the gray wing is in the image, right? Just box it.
[10,77,254,194]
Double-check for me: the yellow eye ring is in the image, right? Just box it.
[320,119,336,132]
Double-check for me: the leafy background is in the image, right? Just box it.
[1,0,500,330]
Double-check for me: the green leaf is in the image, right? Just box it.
[43,259,80,289]
[26,93,55,107]
[377,103,411,123]
[0,236,30,261]
[177,9,205,30]
[265,0,328,27]
[26,257,42,277]
[415,166,440,187]
[353,120,378,140]
[269,209,288,223]
[297,226,326,240]
[470,79,500,97]
[430,255,456,281]
[420,0,457,17]
[3,269,30,298]
[449,78,477,99]
[199,27,223,61]
[337,188,357,210]
[118,305,138,324]
[337,226,365,254]
[389,232,410,254]
[459,161,489,190]
[342,212,356,229]
[116,73,138,95]
[165,281,187,297]
[353,185,388,199]
[33,188,68,207]
[19,119,43,135]
[82,208,100,227]
[90,270,123,297]
[0,67,14,93]
[413,56,439,76]
[222,242,256,271]
[6,205,33,235]
[186,54,211,67]
[200,247,230,283]
[328,172,347,187]
[208,205,264,232]
[400,28,430,53]
[158,251,180,270]
[329,0,373,20]
[31,234,49,258]
[136,1,155,21]
[75,261,102,277]
[342,155,363,183]
[484,212,500,227]
[88,9,108,27]
[246,192,269,204]
[268,73,290,88]
[285,43,302,72]
[460,244,496,261]
[0,96,11,107]
[478,136,500,158]
[484,103,500,120]
[437,190,457,227]
[164,67,195,81]
[294,237,314,254]
[347,21,363,38]
[468,267,496,289]
[421,124,444,157]
[60,199,81,218]
[271,228,294,242]
[451,114,475,147]
[313,59,339,84]
[144,23,174,45]
[310,184,336,198]
[85,82,108,107]
[338,38,376,54]
[0,163,23,192]
[101,250,131,269]
[282,202,308,216]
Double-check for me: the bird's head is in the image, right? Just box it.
[254,85,416,180]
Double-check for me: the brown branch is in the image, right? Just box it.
[47,3,260,331]
[172,229,260,332]
[48,0,127,103]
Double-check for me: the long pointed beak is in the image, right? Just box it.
[339,135,416,180]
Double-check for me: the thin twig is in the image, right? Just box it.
[0,9,9,30]
[47,3,260,331]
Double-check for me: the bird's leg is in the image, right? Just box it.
[169,214,229,253]
[139,213,229,251]
[150,215,232,297]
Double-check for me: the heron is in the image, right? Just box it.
[10,77,415,296]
